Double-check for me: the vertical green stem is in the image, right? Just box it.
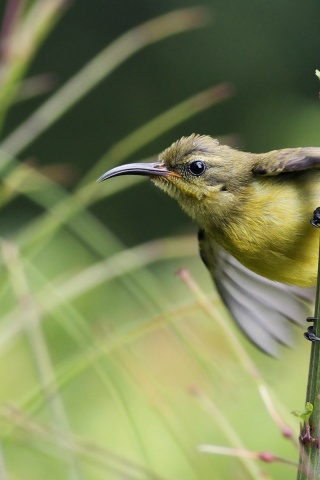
[297,232,320,480]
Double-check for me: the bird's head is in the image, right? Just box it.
[98,134,254,226]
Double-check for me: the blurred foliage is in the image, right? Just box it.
[0,0,318,479]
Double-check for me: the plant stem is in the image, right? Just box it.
[297,232,320,480]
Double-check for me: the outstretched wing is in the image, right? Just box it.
[198,229,315,356]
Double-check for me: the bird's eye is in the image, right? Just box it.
[188,160,206,176]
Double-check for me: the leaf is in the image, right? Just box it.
[291,402,313,422]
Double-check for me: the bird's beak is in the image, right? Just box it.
[97,161,180,182]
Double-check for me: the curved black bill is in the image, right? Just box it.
[97,162,178,182]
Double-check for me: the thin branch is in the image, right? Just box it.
[297,230,320,479]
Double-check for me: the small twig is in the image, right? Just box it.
[199,444,297,468]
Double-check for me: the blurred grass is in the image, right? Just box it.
[0,1,311,480]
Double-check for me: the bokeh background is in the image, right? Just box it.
[0,1,319,479]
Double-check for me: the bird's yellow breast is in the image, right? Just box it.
[205,170,320,287]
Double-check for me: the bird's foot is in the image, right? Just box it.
[310,207,320,227]
[304,318,320,342]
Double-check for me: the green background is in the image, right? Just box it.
[0,1,319,479]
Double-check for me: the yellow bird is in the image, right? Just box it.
[98,134,319,355]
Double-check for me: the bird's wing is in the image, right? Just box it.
[252,147,320,176]
[198,229,315,356]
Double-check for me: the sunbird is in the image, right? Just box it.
[98,134,319,355]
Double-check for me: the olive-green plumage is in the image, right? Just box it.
[156,135,320,287]
[98,134,320,354]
